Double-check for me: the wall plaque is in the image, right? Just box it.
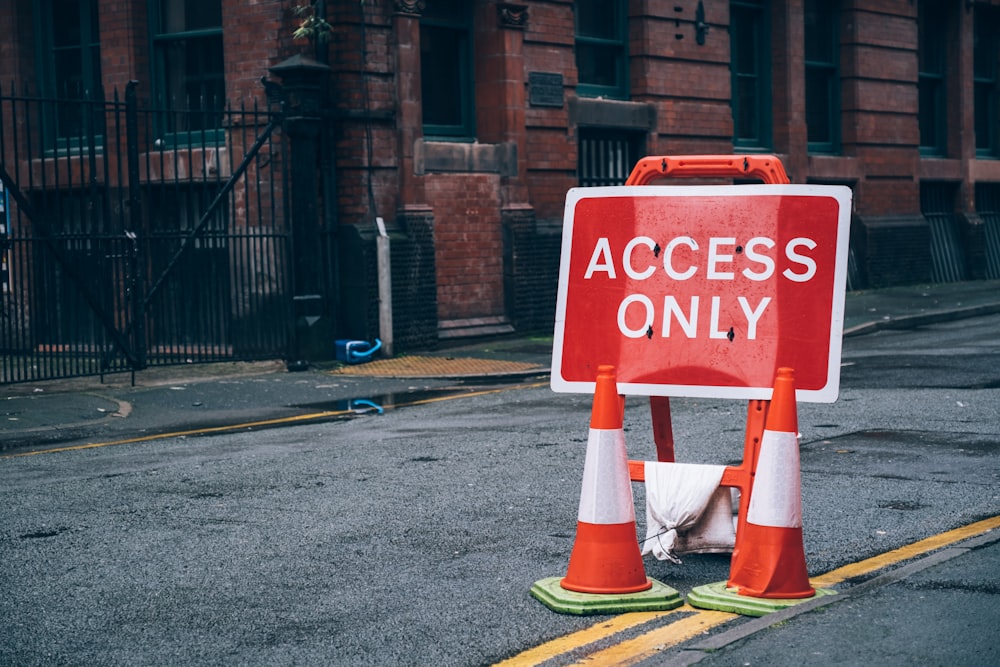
[529,72,564,108]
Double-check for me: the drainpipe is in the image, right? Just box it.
[376,216,393,357]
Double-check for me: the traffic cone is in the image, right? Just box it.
[727,366,813,598]
[531,365,682,615]
[687,367,835,616]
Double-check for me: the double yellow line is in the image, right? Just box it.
[497,515,1000,666]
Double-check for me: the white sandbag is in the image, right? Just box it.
[673,486,737,555]
[642,461,733,563]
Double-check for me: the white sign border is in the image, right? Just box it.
[550,184,853,403]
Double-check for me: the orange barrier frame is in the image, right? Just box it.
[625,154,790,189]
[622,154,792,547]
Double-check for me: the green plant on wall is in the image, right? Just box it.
[292,1,333,44]
[292,1,371,45]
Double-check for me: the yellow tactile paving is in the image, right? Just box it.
[328,355,546,378]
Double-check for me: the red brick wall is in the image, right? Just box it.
[0,3,37,84]
[5,0,997,348]
[842,3,920,219]
[630,2,734,152]
[522,1,576,223]
[425,174,504,321]
[95,1,148,90]
[222,0,292,103]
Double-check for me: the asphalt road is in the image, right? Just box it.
[683,533,1000,667]
[2,315,999,666]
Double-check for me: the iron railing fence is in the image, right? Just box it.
[0,83,293,384]
[920,181,967,283]
[976,183,1000,280]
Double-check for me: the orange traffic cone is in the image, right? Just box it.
[687,367,835,616]
[726,366,813,598]
[531,365,681,614]
[561,364,649,594]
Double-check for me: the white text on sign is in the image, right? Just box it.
[583,235,819,340]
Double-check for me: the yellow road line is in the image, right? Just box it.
[1,410,349,458]
[564,608,735,667]
[2,383,547,459]
[492,609,685,667]
[501,514,1000,666]
[810,514,1000,588]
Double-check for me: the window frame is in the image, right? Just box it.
[574,0,630,100]
[148,0,226,147]
[918,0,949,157]
[32,0,104,152]
[420,3,476,140]
[804,0,841,154]
[974,6,1000,158]
[730,0,772,151]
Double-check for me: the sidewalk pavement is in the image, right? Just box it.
[2,279,999,451]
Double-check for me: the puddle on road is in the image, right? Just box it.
[289,385,515,416]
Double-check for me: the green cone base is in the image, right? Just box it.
[530,576,683,615]
[686,580,836,617]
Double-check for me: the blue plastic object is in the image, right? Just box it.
[335,338,382,364]
[348,399,384,414]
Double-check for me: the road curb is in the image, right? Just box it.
[843,303,1000,337]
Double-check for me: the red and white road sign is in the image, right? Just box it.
[551,184,853,402]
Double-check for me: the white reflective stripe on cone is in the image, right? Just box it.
[746,429,802,528]
[578,428,635,525]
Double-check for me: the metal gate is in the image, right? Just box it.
[0,82,293,384]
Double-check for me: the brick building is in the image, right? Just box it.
[2,0,999,369]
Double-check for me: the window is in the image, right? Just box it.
[575,0,629,99]
[34,0,103,146]
[974,6,1000,158]
[577,129,643,187]
[150,0,225,141]
[805,0,840,153]
[730,0,771,150]
[420,0,475,139]
[918,1,949,156]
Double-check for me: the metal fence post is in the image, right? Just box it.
[124,80,147,372]
[270,55,333,369]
